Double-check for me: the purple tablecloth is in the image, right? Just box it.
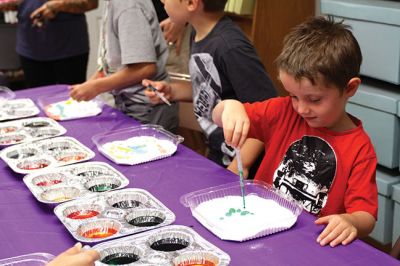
[0,85,398,266]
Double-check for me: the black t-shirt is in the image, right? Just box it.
[151,0,168,22]
[189,16,277,166]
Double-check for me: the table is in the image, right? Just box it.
[0,85,398,266]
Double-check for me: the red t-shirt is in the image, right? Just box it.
[245,97,378,218]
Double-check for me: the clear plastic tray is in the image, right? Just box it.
[54,188,176,243]
[0,86,15,101]
[0,117,67,147]
[23,162,129,204]
[0,136,95,174]
[92,125,184,165]
[0,253,55,266]
[37,92,104,121]
[180,180,303,242]
[0,98,40,122]
[92,225,230,265]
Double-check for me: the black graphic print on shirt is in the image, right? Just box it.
[273,136,337,215]
[190,53,222,138]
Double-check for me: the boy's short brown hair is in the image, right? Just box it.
[276,16,362,91]
[202,0,228,12]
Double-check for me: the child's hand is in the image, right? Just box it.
[142,79,172,105]
[315,214,358,247]
[69,81,99,102]
[160,18,186,55]
[213,100,249,148]
[47,243,99,266]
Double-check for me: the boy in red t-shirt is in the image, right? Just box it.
[212,16,377,247]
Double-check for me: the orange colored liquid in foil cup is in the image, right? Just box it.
[67,210,99,220]
[81,227,118,239]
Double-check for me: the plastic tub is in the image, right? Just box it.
[37,92,104,121]
[180,180,303,242]
[0,86,15,101]
[92,125,184,165]
[0,253,55,266]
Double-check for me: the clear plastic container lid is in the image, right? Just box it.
[37,92,104,121]
[180,180,303,242]
[0,252,55,266]
[92,125,184,165]
[0,86,15,102]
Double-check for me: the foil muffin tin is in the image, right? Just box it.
[0,98,40,121]
[92,125,184,165]
[92,225,230,265]
[54,188,176,243]
[0,136,95,174]
[23,162,129,204]
[0,117,67,146]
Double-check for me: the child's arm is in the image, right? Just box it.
[227,138,264,178]
[46,242,99,266]
[315,211,375,247]
[160,18,186,55]
[0,1,19,11]
[70,63,156,101]
[142,79,192,104]
[31,0,98,22]
[212,99,250,148]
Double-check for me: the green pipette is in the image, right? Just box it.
[235,148,246,209]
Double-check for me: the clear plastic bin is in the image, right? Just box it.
[180,180,303,242]
[0,86,15,101]
[92,125,184,165]
[37,92,104,121]
[0,253,55,266]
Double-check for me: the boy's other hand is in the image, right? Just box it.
[315,214,358,247]
[142,79,172,105]
[160,18,186,55]
[69,81,99,102]
[46,242,99,266]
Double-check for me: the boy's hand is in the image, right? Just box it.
[160,18,186,55]
[315,214,358,247]
[69,81,100,102]
[142,79,172,105]
[47,243,99,266]
[216,100,250,148]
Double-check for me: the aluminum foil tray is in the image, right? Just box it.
[0,117,67,146]
[0,98,40,122]
[0,136,95,174]
[180,180,303,242]
[92,125,184,165]
[54,188,176,243]
[92,225,230,265]
[23,161,129,204]
[0,252,55,266]
[38,93,103,121]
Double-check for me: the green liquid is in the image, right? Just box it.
[128,216,164,227]
[150,238,189,252]
[221,207,254,220]
[101,253,139,265]
[89,183,118,192]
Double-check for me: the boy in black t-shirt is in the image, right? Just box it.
[143,0,276,176]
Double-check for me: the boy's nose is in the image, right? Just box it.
[296,101,310,115]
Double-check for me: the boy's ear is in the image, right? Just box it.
[345,77,361,97]
[186,0,199,11]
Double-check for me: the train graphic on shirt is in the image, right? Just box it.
[273,136,337,215]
